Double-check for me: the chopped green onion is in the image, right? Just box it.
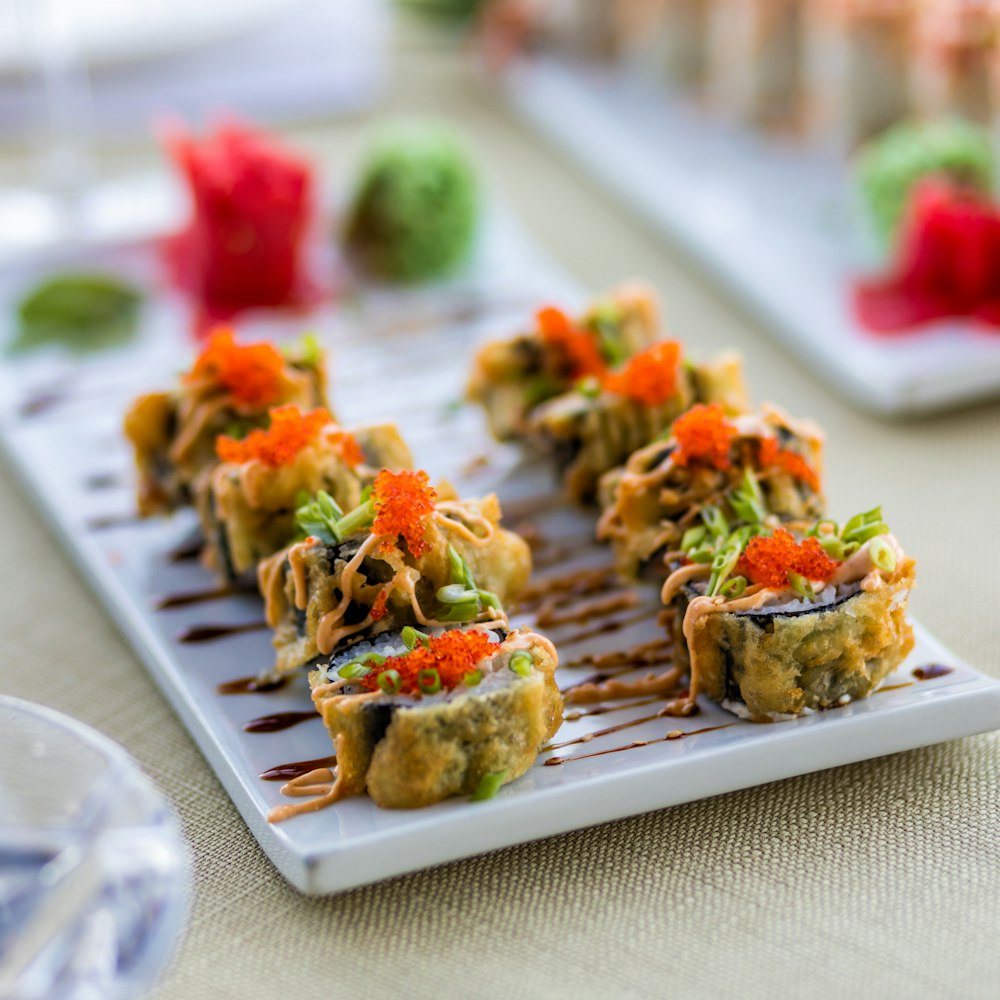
[686,544,717,565]
[681,526,707,552]
[809,519,839,538]
[478,590,502,611]
[729,469,765,525]
[575,375,601,398]
[440,600,481,623]
[818,536,848,561]
[317,490,344,521]
[508,651,533,677]
[787,571,817,603]
[844,521,890,545]
[841,506,883,540]
[706,542,743,597]
[417,668,441,694]
[720,576,747,598]
[464,670,483,687]
[437,584,479,605]
[842,541,860,558]
[338,662,373,680]
[447,544,468,585]
[471,769,509,802]
[376,669,402,694]
[868,536,897,572]
[701,505,729,540]
[401,626,430,650]
[335,498,375,540]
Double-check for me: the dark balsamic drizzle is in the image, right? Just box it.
[913,664,954,681]
[83,471,123,491]
[243,711,317,734]
[85,512,141,531]
[216,674,291,695]
[167,539,203,563]
[549,607,655,646]
[876,682,914,693]
[259,755,337,782]
[562,697,661,722]
[154,584,253,610]
[176,621,267,643]
[545,723,734,766]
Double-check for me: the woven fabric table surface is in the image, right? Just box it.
[2,15,999,1000]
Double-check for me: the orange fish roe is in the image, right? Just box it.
[216,405,331,466]
[758,438,821,492]
[736,528,839,590]
[370,589,389,621]
[536,306,607,379]
[372,469,438,558]
[672,404,736,470]
[359,630,500,696]
[602,341,681,407]
[186,328,286,408]
[326,428,365,468]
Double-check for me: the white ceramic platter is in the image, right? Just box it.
[1,216,998,895]
[503,58,1000,416]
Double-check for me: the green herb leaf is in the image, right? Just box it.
[471,769,509,802]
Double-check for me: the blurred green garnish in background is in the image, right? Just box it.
[396,0,484,24]
[12,273,143,355]
[344,121,480,284]
[856,118,996,251]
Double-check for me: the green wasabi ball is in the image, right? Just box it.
[856,118,996,249]
[344,123,479,283]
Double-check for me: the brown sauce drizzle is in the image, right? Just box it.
[564,667,684,705]
[19,389,66,417]
[914,664,954,681]
[176,620,267,643]
[535,590,640,628]
[562,697,661,722]
[517,567,620,611]
[243,711,317,734]
[85,513,141,531]
[545,723,734,766]
[216,674,290,695]
[259,755,337,781]
[563,638,673,670]
[876,682,914,693]
[551,607,654,646]
[154,584,252,610]
[84,471,123,491]
[533,543,602,570]
[167,538,203,563]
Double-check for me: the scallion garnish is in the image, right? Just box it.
[701,505,729,540]
[376,669,402,694]
[338,661,373,680]
[437,544,505,623]
[868,536,897,572]
[417,668,442,694]
[464,670,483,687]
[471,769,509,802]
[728,469,765,525]
[720,576,747,598]
[787,571,817,603]
[508,651,534,676]
[681,526,707,553]
[294,490,373,545]
[401,626,430,650]
[575,375,601,398]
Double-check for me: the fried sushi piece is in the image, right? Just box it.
[597,403,825,577]
[123,329,328,516]
[467,282,659,442]
[530,347,750,503]
[258,470,531,674]
[283,626,561,814]
[196,406,412,581]
[661,509,915,722]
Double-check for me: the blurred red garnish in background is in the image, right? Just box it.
[162,120,320,338]
[854,178,1000,333]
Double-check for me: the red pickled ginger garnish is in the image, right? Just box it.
[672,404,736,469]
[602,341,681,407]
[854,178,1000,333]
[215,405,331,466]
[358,629,499,695]
[372,469,438,558]
[736,528,839,590]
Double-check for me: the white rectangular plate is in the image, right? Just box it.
[2,216,998,894]
[503,58,1000,416]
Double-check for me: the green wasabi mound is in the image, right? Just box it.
[856,118,996,249]
[344,122,479,283]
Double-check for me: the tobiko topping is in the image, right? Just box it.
[215,405,332,466]
[348,630,500,696]
[536,306,607,379]
[602,341,681,406]
[672,404,736,470]
[736,528,840,590]
[854,178,1000,333]
[757,437,821,492]
[372,469,438,557]
[186,328,286,407]
[370,589,389,621]
[162,120,317,336]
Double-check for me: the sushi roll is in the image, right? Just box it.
[196,406,412,582]
[467,281,659,443]
[530,347,750,503]
[661,508,915,722]
[123,329,328,516]
[803,0,916,149]
[597,403,825,577]
[287,625,561,814]
[911,0,998,125]
[707,0,806,127]
[258,469,532,674]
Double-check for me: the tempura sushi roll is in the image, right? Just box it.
[123,329,328,515]
[803,0,915,149]
[661,508,915,722]
[707,0,805,127]
[598,403,825,576]
[258,470,531,674]
[196,406,412,581]
[531,347,749,503]
[467,282,659,442]
[307,626,561,810]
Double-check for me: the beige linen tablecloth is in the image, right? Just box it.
[3,16,1000,1000]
